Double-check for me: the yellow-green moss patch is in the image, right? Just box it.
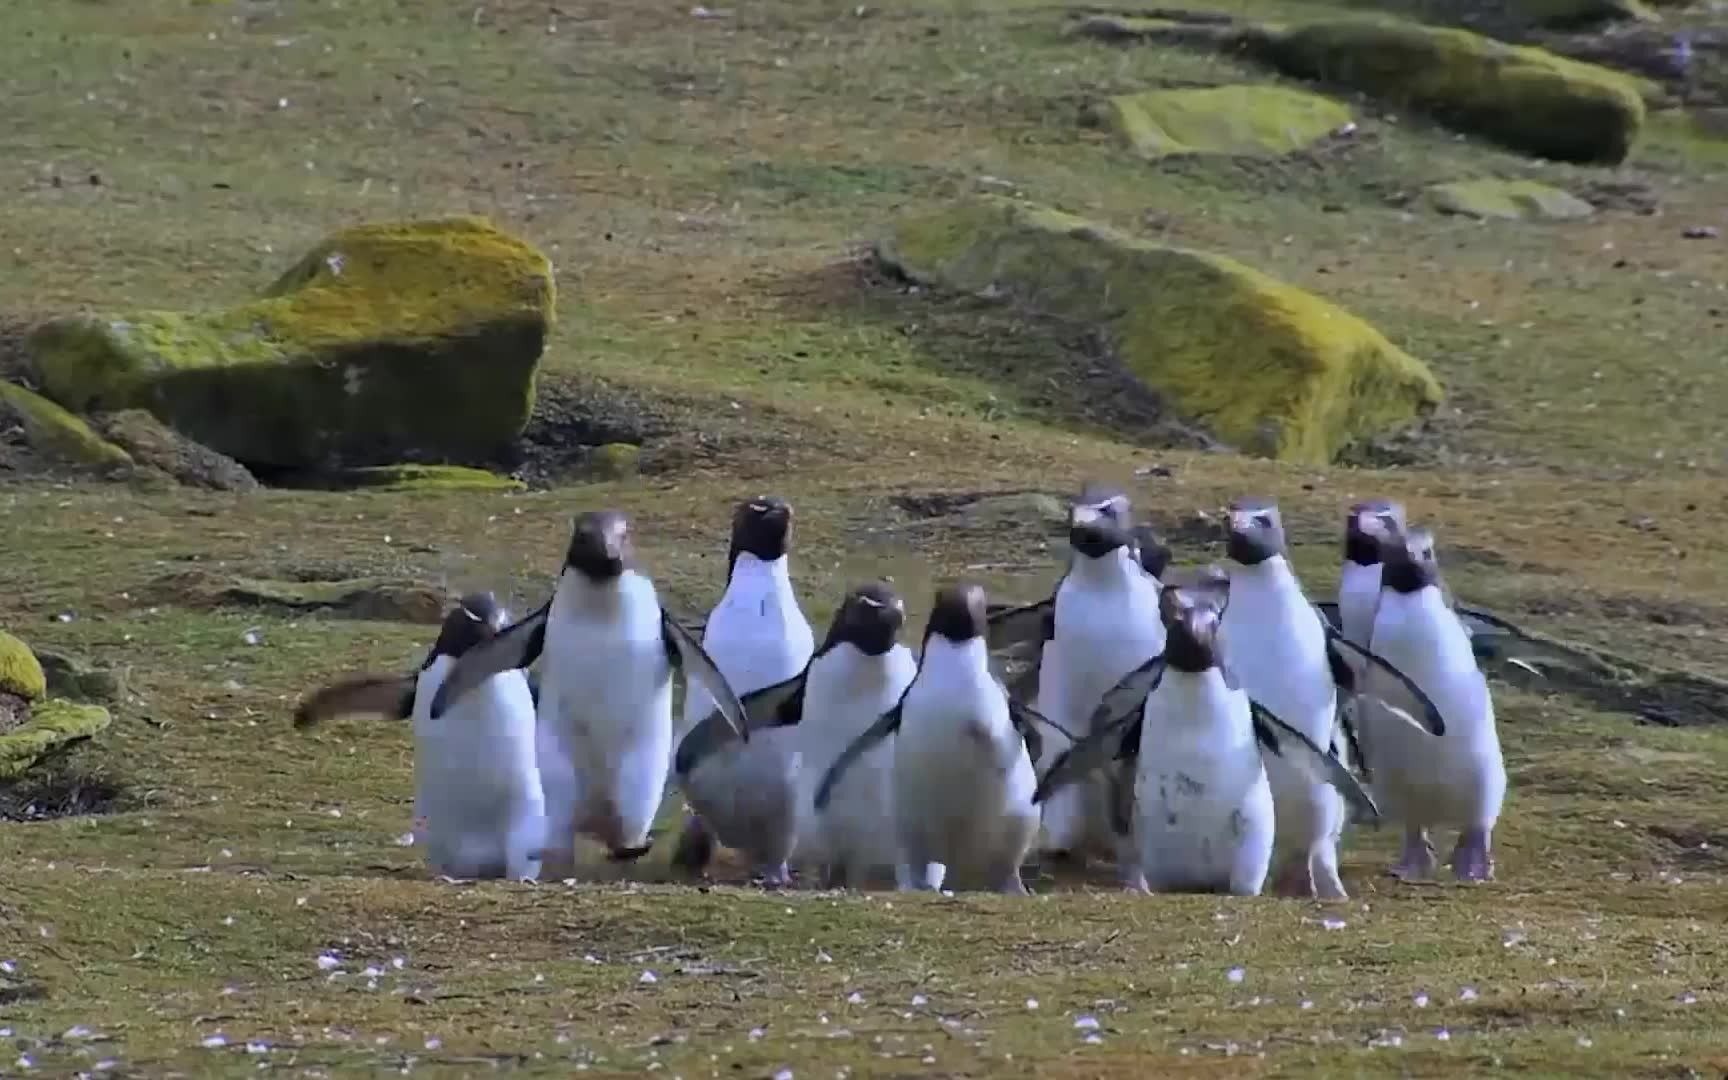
[877,197,1441,464]
[0,378,134,471]
[0,630,48,702]
[1256,20,1648,163]
[25,218,555,469]
[337,463,526,493]
[583,443,642,481]
[1428,178,1597,220]
[0,699,112,780]
[1102,85,1351,159]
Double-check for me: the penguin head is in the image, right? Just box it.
[823,581,905,657]
[1130,523,1172,581]
[431,592,510,660]
[1068,485,1133,559]
[564,510,633,582]
[924,581,989,645]
[1158,571,1230,673]
[1344,499,1405,567]
[1374,518,1442,595]
[1225,497,1286,566]
[729,495,793,567]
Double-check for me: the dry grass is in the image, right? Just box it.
[3,0,1728,1074]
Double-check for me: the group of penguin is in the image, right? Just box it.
[295,486,1533,899]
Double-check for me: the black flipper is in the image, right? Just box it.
[662,610,749,743]
[527,669,542,711]
[985,597,1055,654]
[1324,632,1446,737]
[1107,752,1138,838]
[1005,694,1049,766]
[1080,654,1168,733]
[1033,707,1143,805]
[673,669,809,778]
[427,602,549,719]
[1249,699,1380,824]
[813,703,904,812]
[292,673,415,729]
[1313,600,1342,634]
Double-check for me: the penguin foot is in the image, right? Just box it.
[997,872,1030,896]
[669,814,716,876]
[1310,854,1348,901]
[1391,828,1437,881]
[606,843,654,863]
[1270,854,1316,898]
[1450,827,1494,882]
[752,862,793,889]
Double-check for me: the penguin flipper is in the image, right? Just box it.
[527,670,542,710]
[1003,693,1052,766]
[985,596,1055,654]
[1033,710,1141,805]
[1325,633,1446,737]
[428,602,549,719]
[292,673,414,729]
[662,610,749,742]
[1312,600,1343,634]
[673,669,808,778]
[1249,699,1380,824]
[813,704,902,812]
[1081,654,1168,733]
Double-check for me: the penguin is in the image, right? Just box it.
[674,581,916,889]
[292,593,545,881]
[990,485,1165,886]
[1354,515,1507,882]
[1336,499,1406,649]
[1218,497,1354,900]
[816,583,1045,894]
[1032,573,1378,896]
[667,495,815,882]
[426,511,748,878]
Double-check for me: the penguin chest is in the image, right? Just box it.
[686,589,815,721]
[541,620,673,744]
[895,675,1031,818]
[1222,596,1334,741]
[415,671,539,826]
[1337,562,1382,648]
[1048,578,1164,730]
[1134,680,1272,879]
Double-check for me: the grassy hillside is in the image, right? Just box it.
[3,0,1727,1074]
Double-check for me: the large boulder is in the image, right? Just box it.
[876,197,1441,464]
[1255,20,1648,164]
[1101,85,1352,159]
[0,378,134,474]
[24,218,555,470]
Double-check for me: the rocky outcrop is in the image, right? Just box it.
[876,197,1442,465]
[0,630,112,780]
[0,378,134,474]
[1101,85,1352,159]
[1427,178,1597,220]
[25,217,555,470]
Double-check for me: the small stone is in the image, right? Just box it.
[316,953,341,971]
[201,1034,228,1049]
[1074,1015,1100,1031]
[1226,966,1246,983]
[1681,226,1718,239]
[639,971,659,985]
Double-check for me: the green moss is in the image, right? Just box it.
[0,630,48,701]
[1102,85,1352,159]
[584,442,642,480]
[0,699,111,780]
[1257,20,1649,164]
[1427,178,1596,220]
[337,463,526,493]
[0,378,134,471]
[25,218,555,469]
[878,197,1442,464]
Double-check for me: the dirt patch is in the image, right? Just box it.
[1647,824,1728,867]
[0,761,127,822]
[142,570,451,623]
[0,690,27,734]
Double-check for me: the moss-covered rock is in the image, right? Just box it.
[877,197,1441,464]
[0,630,48,702]
[34,648,128,706]
[0,378,134,472]
[25,218,555,469]
[1102,85,1351,159]
[583,442,642,481]
[1256,20,1647,163]
[0,699,112,780]
[336,463,526,493]
[1428,178,1597,220]
[95,408,260,491]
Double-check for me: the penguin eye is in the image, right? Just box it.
[1254,513,1274,529]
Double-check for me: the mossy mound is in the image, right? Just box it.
[582,442,642,481]
[335,463,526,493]
[33,648,128,706]
[1256,20,1648,163]
[0,700,112,781]
[1428,178,1597,220]
[25,217,555,470]
[1102,85,1352,159]
[144,570,453,623]
[0,378,134,472]
[877,197,1442,464]
[0,630,48,701]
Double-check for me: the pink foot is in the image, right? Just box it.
[1392,827,1437,881]
[1450,827,1494,882]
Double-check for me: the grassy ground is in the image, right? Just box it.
[4,0,1728,1074]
